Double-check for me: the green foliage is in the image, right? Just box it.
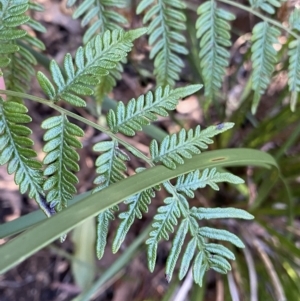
[113,177,160,253]
[150,123,234,169]
[289,7,300,31]
[248,0,285,14]
[0,0,45,95]
[0,97,51,216]
[42,115,84,212]
[107,84,202,136]
[146,191,182,272]
[66,0,128,108]
[175,168,244,197]
[288,39,300,111]
[67,0,127,44]
[146,175,253,284]
[251,21,280,113]
[196,1,235,101]
[3,0,296,293]
[37,28,147,107]
[137,0,188,86]
[93,140,128,259]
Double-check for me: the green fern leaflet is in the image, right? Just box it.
[251,21,280,113]
[37,28,147,107]
[42,115,84,212]
[0,98,51,216]
[67,0,127,44]
[150,123,234,169]
[107,84,202,136]
[196,1,235,101]
[288,39,300,111]
[93,140,129,259]
[249,0,285,14]
[137,0,188,86]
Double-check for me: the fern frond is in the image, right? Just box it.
[41,115,84,212]
[0,0,28,71]
[176,168,244,197]
[0,97,52,216]
[67,0,127,44]
[150,123,234,169]
[249,0,285,14]
[93,140,129,259]
[288,39,300,111]
[146,194,182,272]
[107,84,202,136]
[112,183,159,253]
[289,7,300,31]
[251,21,280,113]
[0,0,45,93]
[196,1,235,101]
[137,0,188,86]
[37,28,147,107]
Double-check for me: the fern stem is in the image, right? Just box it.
[0,89,153,166]
[218,0,300,39]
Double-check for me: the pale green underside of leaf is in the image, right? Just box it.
[93,140,128,259]
[107,84,202,136]
[249,0,285,15]
[0,97,51,216]
[196,0,235,101]
[37,28,147,107]
[250,21,280,114]
[288,39,300,111]
[0,0,45,96]
[42,115,84,212]
[176,167,244,197]
[289,8,300,31]
[137,0,188,86]
[150,122,234,169]
[67,0,127,44]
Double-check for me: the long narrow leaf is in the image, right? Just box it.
[0,148,279,273]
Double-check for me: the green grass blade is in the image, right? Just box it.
[0,192,90,239]
[73,224,151,301]
[0,148,278,274]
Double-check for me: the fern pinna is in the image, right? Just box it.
[67,0,128,112]
[0,0,46,98]
[91,83,254,286]
[196,0,235,102]
[137,0,188,86]
[288,7,300,111]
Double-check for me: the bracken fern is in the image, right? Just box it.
[0,0,46,98]
[137,0,188,86]
[93,140,128,259]
[67,0,128,112]
[3,0,290,289]
[196,0,235,102]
